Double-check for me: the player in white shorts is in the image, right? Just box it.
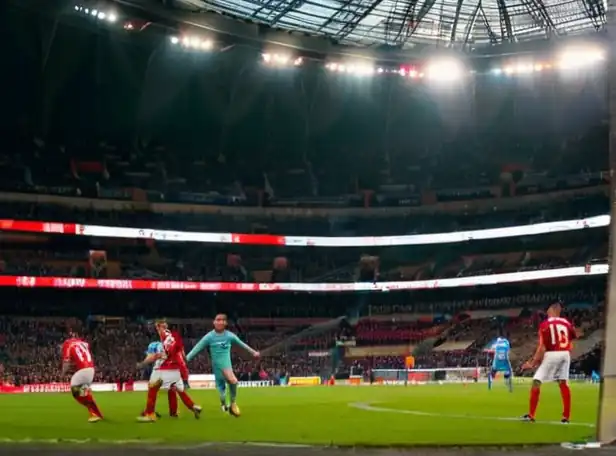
[61,336,103,422]
[136,320,201,422]
[521,301,576,423]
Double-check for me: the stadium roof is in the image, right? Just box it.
[178,0,607,48]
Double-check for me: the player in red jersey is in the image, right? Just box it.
[521,301,576,423]
[61,335,103,422]
[166,329,190,417]
[172,329,190,387]
[137,320,201,422]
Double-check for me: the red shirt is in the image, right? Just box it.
[172,330,189,379]
[62,338,95,370]
[159,331,182,370]
[538,317,576,352]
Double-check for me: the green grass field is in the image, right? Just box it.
[0,383,600,446]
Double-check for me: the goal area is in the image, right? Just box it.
[370,367,485,385]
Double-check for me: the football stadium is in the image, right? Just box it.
[0,0,614,454]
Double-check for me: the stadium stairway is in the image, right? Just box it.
[572,329,604,359]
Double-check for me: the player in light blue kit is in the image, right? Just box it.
[488,336,513,392]
[186,314,260,417]
[141,341,165,418]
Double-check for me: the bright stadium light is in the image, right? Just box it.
[97,12,106,19]
[262,53,297,67]
[327,61,375,76]
[557,46,605,69]
[107,13,117,22]
[177,36,213,52]
[515,63,534,74]
[424,58,466,82]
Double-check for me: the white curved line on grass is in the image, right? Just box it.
[348,402,595,428]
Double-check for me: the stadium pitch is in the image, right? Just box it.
[0,383,599,447]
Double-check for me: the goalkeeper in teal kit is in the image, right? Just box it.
[186,314,260,417]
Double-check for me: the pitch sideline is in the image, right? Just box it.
[348,402,596,428]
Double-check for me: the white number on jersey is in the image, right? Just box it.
[549,323,570,349]
[162,334,175,353]
[73,342,92,363]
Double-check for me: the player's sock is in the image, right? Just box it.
[84,392,103,418]
[529,386,540,418]
[487,373,492,390]
[559,382,571,420]
[506,376,513,393]
[178,391,195,410]
[217,382,227,406]
[144,385,160,415]
[73,391,102,418]
[168,389,178,416]
[229,382,238,403]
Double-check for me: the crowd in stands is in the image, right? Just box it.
[0,288,604,386]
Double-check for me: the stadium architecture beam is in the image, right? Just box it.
[14,0,608,60]
[479,3,499,44]
[316,0,378,37]
[387,0,422,46]
[598,0,616,443]
[496,0,515,42]
[530,0,558,36]
[268,0,307,26]
[332,0,388,41]
[517,0,550,37]
[450,0,465,44]
[461,1,481,44]
[584,0,607,30]
[399,0,438,44]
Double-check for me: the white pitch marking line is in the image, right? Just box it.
[348,402,595,428]
[0,438,163,445]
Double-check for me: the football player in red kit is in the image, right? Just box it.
[166,329,190,417]
[521,301,576,423]
[137,320,201,422]
[61,335,103,422]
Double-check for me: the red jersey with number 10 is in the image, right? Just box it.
[538,317,576,352]
[62,338,95,370]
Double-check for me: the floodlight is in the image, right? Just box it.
[557,46,605,69]
[170,36,179,45]
[425,58,465,82]
[107,13,117,22]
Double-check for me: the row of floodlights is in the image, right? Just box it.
[74,5,117,23]
[491,48,605,75]
[170,36,214,51]
[74,9,606,80]
[257,46,605,82]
